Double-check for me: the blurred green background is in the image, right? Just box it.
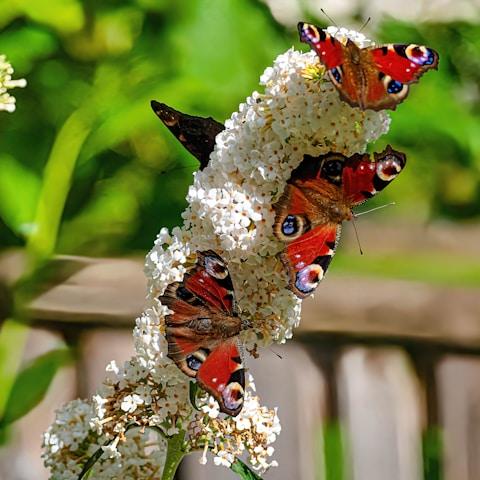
[1,0,479,261]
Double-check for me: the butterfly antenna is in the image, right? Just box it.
[359,17,371,33]
[320,8,338,27]
[355,201,396,217]
[269,347,283,360]
[350,214,364,255]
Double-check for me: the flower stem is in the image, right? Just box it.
[161,431,186,480]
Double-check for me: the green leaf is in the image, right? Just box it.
[161,430,186,480]
[0,154,40,237]
[26,108,92,266]
[11,0,85,34]
[0,26,58,71]
[230,458,263,480]
[0,348,72,426]
[189,381,202,411]
[0,319,29,421]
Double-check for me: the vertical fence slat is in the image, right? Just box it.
[407,347,443,480]
[338,346,423,480]
[437,355,480,480]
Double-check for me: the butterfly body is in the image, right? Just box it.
[274,146,406,298]
[158,251,245,416]
[298,22,439,111]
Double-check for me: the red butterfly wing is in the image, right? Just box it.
[161,294,206,358]
[360,44,439,110]
[342,146,407,206]
[298,22,344,69]
[274,158,342,298]
[280,224,338,298]
[369,44,439,83]
[183,250,236,315]
[197,338,245,416]
[158,251,244,415]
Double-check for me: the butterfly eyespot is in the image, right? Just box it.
[204,255,228,279]
[377,157,402,181]
[186,355,203,372]
[406,45,435,66]
[324,159,343,175]
[322,158,344,184]
[387,79,404,94]
[329,67,342,84]
[295,264,324,295]
[381,74,409,99]
[300,23,321,43]
[186,349,209,372]
[222,382,244,412]
[282,215,299,236]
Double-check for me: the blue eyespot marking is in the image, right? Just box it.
[186,355,202,371]
[330,67,342,83]
[409,47,435,66]
[423,49,435,65]
[282,215,297,236]
[387,80,403,94]
[295,264,324,295]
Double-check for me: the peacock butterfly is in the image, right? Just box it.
[151,100,224,170]
[158,250,245,416]
[273,145,406,298]
[298,22,439,111]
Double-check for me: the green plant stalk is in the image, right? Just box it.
[26,108,92,267]
[161,431,186,480]
[323,421,345,480]
[422,427,443,480]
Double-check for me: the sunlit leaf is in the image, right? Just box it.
[26,109,92,264]
[0,154,40,237]
[0,26,58,71]
[0,348,72,426]
[0,320,29,421]
[13,0,84,34]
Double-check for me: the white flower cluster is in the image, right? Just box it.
[43,398,167,480]
[0,55,26,113]
[42,359,280,477]
[191,375,281,471]
[43,27,390,479]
